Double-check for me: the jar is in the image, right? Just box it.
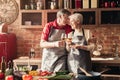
[50,1,56,9]
[37,0,43,10]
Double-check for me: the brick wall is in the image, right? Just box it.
[8,24,120,58]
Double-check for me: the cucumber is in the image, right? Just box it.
[50,75,72,80]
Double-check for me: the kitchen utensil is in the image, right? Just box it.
[79,67,92,76]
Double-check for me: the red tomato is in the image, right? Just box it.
[22,74,33,80]
[40,72,48,76]
[0,72,4,79]
[5,75,13,80]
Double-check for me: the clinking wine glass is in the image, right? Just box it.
[67,34,72,41]
[61,33,68,41]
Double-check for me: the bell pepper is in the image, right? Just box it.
[5,75,13,80]
[22,74,33,80]
[0,72,4,79]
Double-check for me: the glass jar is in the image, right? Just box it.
[50,1,56,9]
[37,0,43,10]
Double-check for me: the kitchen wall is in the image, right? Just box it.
[8,0,120,59]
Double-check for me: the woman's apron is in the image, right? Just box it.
[68,29,92,74]
[41,27,67,72]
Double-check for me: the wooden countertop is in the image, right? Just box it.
[91,57,120,66]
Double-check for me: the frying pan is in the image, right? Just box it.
[77,71,101,80]
[76,67,110,80]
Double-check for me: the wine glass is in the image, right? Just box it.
[67,33,72,41]
[61,33,67,40]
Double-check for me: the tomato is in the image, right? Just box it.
[40,72,48,76]
[22,74,32,80]
[0,72,4,79]
[5,75,13,80]
[40,70,53,76]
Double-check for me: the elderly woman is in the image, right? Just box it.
[66,13,95,75]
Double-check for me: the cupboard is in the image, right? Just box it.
[19,0,120,29]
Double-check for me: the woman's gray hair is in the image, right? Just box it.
[57,9,71,18]
[69,13,83,24]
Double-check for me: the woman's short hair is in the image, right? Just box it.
[69,13,83,24]
[57,9,71,18]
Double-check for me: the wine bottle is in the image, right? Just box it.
[29,48,35,58]
[1,56,6,73]
[30,0,36,10]
[36,0,43,10]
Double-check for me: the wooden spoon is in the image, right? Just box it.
[79,67,92,76]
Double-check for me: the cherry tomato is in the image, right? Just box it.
[40,72,48,76]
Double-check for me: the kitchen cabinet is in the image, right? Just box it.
[19,0,120,29]
[99,8,120,27]
[20,10,44,29]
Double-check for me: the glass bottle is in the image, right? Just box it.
[116,0,120,7]
[30,0,36,10]
[50,0,56,9]
[36,0,43,10]
[8,61,13,69]
[100,0,105,8]
[29,48,35,58]
[64,0,70,9]
[111,0,116,8]
[1,56,6,73]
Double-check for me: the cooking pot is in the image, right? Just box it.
[76,71,101,80]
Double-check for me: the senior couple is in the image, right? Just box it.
[40,9,96,79]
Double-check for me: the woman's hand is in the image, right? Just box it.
[70,44,87,50]
[70,44,80,49]
[65,38,72,46]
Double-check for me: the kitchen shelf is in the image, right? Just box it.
[20,10,44,29]
[20,0,120,29]
[99,8,120,27]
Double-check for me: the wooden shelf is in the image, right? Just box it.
[19,0,120,29]
[21,25,43,29]
[102,74,120,78]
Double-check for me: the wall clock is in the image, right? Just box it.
[0,0,19,24]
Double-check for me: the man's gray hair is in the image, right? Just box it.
[57,9,71,18]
